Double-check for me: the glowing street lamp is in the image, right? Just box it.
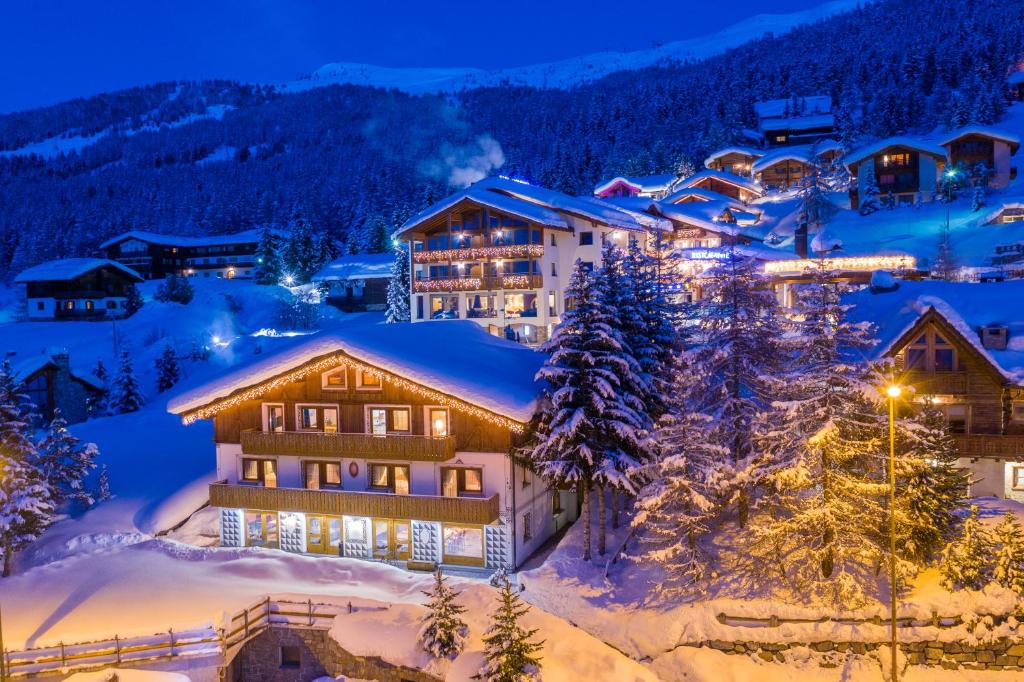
[885,382,902,681]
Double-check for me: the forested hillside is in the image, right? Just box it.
[0,0,1021,278]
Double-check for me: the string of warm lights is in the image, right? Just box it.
[762,255,918,275]
[412,275,541,293]
[412,244,544,264]
[179,353,525,433]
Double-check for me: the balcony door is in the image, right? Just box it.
[265,404,285,433]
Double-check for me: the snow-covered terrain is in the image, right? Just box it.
[286,0,861,95]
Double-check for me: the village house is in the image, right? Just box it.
[1009,72,1024,101]
[100,229,279,280]
[939,126,1020,189]
[703,146,765,177]
[845,137,948,210]
[12,352,103,424]
[592,174,678,200]
[846,279,1024,501]
[16,258,143,321]
[394,176,669,346]
[750,141,844,191]
[312,253,393,312]
[167,321,574,571]
[670,169,763,203]
[754,96,835,147]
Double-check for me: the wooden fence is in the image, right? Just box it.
[716,610,1016,630]
[1,597,387,679]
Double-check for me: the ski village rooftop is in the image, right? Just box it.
[9,18,1024,682]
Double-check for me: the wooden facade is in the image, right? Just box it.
[706,151,760,177]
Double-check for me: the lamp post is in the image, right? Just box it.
[885,383,902,682]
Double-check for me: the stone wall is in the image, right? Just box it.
[227,626,440,682]
[691,638,1024,672]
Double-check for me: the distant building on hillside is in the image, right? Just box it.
[670,169,763,203]
[703,146,765,177]
[312,253,393,312]
[844,137,948,209]
[939,126,1020,189]
[11,352,103,424]
[100,229,281,280]
[750,141,843,191]
[592,174,678,199]
[1008,71,1024,101]
[754,96,835,147]
[15,258,143,321]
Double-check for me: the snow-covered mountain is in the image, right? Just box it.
[286,0,862,94]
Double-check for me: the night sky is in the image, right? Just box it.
[1,0,829,113]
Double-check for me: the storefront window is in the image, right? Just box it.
[443,525,484,560]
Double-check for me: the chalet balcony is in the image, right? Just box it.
[902,370,969,395]
[953,434,1024,458]
[412,244,544,264]
[209,481,500,525]
[240,429,456,462]
[413,274,543,293]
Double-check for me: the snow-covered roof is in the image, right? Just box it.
[751,141,845,174]
[982,202,1024,225]
[99,229,272,250]
[754,96,833,119]
[167,320,545,423]
[675,169,763,196]
[939,125,1022,151]
[312,253,394,282]
[1008,72,1024,86]
[662,187,745,206]
[656,199,766,239]
[601,196,659,213]
[10,353,104,390]
[703,146,765,167]
[592,173,677,196]
[843,136,948,168]
[844,279,1024,382]
[759,114,835,132]
[14,258,143,284]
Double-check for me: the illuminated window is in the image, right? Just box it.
[304,461,342,490]
[428,408,449,437]
[441,467,483,497]
[367,406,410,435]
[1012,402,1024,422]
[297,405,339,433]
[241,458,277,487]
[264,404,285,433]
[356,369,383,390]
[1012,466,1024,491]
[903,329,957,372]
[369,464,410,494]
[321,367,347,390]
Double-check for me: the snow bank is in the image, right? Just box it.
[65,669,191,682]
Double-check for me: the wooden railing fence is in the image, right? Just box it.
[716,610,1018,630]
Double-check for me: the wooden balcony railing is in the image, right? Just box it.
[902,370,969,395]
[413,274,543,293]
[412,244,544,264]
[209,482,500,525]
[240,429,455,462]
[954,434,1024,458]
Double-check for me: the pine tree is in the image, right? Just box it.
[476,577,543,682]
[750,267,889,606]
[940,505,993,591]
[253,225,283,285]
[124,284,144,315]
[896,402,969,564]
[688,242,785,528]
[96,464,112,502]
[971,183,986,212]
[933,222,958,281]
[419,568,468,659]
[155,274,194,304]
[88,359,110,416]
[155,343,180,392]
[110,350,145,414]
[0,361,38,460]
[385,243,411,323]
[282,218,321,283]
[859,164,881,215]
[0,452,52,577]
[33,409,98,508]
[992,512,1024,594]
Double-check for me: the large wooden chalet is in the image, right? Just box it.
[671,169,763,203]
[939,126,1020,189]
[168,322,574,571]
[100,229,278,280]
[754,96,835,147]
[847,280,1024,501]
[845,137,948,209]
[15,258,143,321]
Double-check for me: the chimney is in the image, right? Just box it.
[981,325,1009,350]
[794,224,809,259]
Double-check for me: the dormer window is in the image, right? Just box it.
[357,369,383,390]
[321,367,347,390]
[904,329,956,372]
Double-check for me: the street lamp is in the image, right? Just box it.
[885,383,902,681]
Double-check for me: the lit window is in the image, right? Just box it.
[1012,402,1024,422]
[322,368,347,390]
[304,461,342,490]
[297,405,339,432]
[369,464,410,494]
[1013,466,1024,490]
[357,370,382,390]
[443,525,484,559]
[441,467,483,497]
[368,407,410,435]
[428,408,449,437]
[241,458,277,487]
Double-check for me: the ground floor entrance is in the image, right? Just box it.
[372,518,411,561]
[306,515,342,554]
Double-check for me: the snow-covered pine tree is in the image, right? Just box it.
[859,164,881,215]
[992,512,1024,594]
[253,225,283,285]
[282,218,321,283]
[419,568,468,659]
[940,505,993,591]
[933,222,958,281]
[385,243,411,323]
[33,409,98,508]
[896,401,969,564]
[96,464,112,502]
[749,266,889,606]
[688,242,785,528]
[124,284,144,315]
[88,359,110,416]
[516,260,634,561]
[155,343,180,392]
[971,183,986,212]
[798,149,839,232]
[476,577,543,682]
[0,361,38,459]
[110,350,145,414]
[316,229,341,264]
[0,452,52,577]
[155,274,194,304]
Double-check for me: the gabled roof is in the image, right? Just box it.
[754,96,833,119]
[593,173,677,196]
[751,141,845,174]
[759,114,835,132]
[662,187,743,206]
[939,125,1021,154]
[675,169,763,196]
[843,136,948,168]
[167,320,545,424]
[312,253,394,282]
[843,279,1024,382]
[99,228,274,250]
[655,199,765,239]
[14,258,143,284]
[703,146,766,167]
[11,354,104,392]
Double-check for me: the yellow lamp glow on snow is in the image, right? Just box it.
[886,385,902,399]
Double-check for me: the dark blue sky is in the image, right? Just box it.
[2,0,828,113]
